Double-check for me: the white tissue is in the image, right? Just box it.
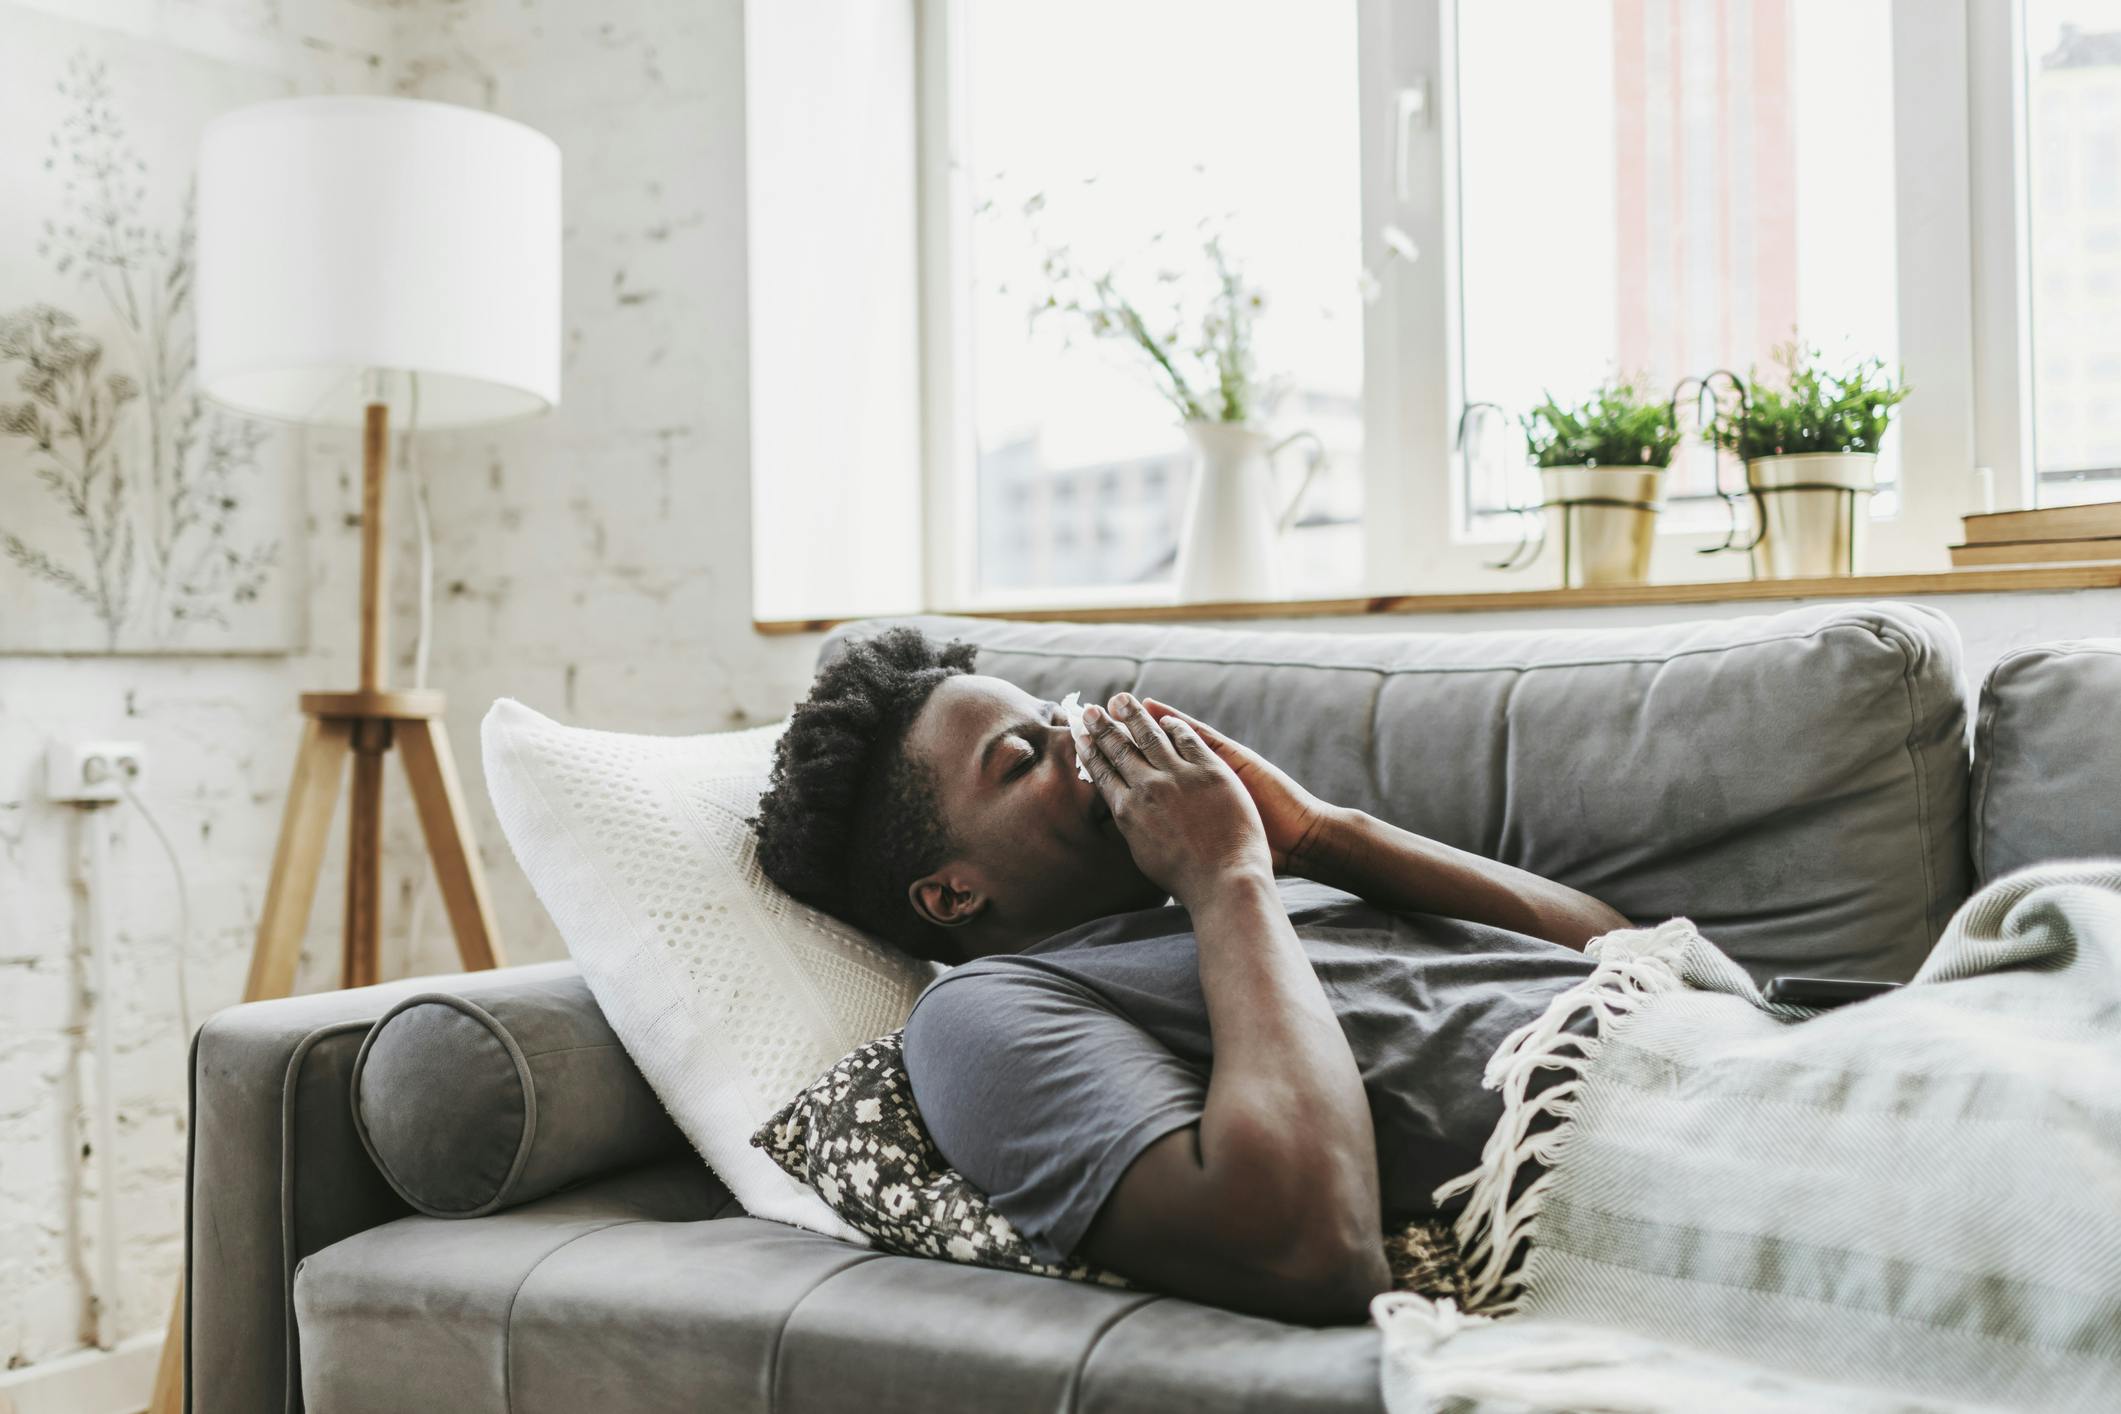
[1058,690,1095,782]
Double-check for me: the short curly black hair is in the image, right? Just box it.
[749,626,979,963]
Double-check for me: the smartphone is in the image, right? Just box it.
[1764,975,1902,1008]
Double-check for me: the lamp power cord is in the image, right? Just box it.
[114,770,194,1047]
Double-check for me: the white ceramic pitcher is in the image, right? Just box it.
[1173,422,1327,602]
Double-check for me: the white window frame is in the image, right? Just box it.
[1378,0,1991,591]
[915,0,973,613]
[1963,0,2121,518]
[1967,0,2036,514]
[911,0,2027,611]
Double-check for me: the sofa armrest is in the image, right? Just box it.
[185,960,582,1414]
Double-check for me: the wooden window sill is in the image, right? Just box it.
[751,565,2121,636]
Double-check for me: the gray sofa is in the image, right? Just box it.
[182,603,2121,1413]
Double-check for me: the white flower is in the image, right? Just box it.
[847,1157,879,1195]
[854,1097,882,1124]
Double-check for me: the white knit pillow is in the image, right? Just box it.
[479,697,935,1241]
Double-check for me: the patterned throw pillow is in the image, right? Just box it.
[751,1031,1473,1303]
[752,1031,1131,1285]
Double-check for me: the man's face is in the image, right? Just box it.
[900,674,1169,957]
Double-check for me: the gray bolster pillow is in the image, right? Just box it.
[350,970,687,1217]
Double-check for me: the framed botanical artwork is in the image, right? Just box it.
[0,3,308,654]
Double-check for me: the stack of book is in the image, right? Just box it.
[1949,501,2121,567]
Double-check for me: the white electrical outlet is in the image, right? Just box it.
[46,740,148,804]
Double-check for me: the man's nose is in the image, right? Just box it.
[1054,722,1086,781]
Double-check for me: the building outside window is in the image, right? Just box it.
[1457,0,1899,525]
[2027,3,2121,507]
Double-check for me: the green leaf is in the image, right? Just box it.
[1519,375,1681,468]
[1705,341,1908,458]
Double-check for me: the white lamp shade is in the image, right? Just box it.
[197,96,561,428]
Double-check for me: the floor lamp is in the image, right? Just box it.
[147,96,561,1414]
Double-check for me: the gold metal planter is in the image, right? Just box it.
[1537,466,1665,587]
[1745,452,1876,578]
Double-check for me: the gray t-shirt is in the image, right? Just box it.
[901,877,1597,1264]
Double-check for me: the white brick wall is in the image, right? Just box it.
[0,0,392,1369]
[379,0,825,982]
[0,0,825,1376]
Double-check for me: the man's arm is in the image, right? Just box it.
[1137,696,1630,953]
[1075,698,1391,1324]
[1300,809,1629,953]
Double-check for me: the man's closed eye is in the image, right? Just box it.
[1006,704,1063,781]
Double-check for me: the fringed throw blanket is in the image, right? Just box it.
[1378,861,2121,1414]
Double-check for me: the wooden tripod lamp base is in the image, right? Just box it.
[248,687,507,998]
[148,399,507,1414]
[249,401,511,995]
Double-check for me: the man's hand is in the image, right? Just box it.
[1137,698,1341,875]
[1080,693,1274,906]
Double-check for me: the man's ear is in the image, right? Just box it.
[908,867,987,930]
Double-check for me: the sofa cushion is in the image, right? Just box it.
[291,1160,1385,1414]
[822,602,1971,982]
[1972,639,2121,884]
[350,969,688,1218]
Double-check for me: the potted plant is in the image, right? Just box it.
[1027,225,1325,603]
[1705,343,1908,578]
[1518,377,1681,587]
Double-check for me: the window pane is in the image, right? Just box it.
[961,2,1364,595]
[2027,1,2121,508]
[1456,0,1900,523]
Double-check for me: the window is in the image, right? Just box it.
[1455,0,1901,525]
[754,1,2110,625]
[919,0,1986,606]
[924,0,1370,605]
[1380,0,1975,586]
[2025,0,2121,506]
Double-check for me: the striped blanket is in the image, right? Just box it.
[1377,861,2121,1414]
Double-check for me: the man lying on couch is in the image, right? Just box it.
[750,627,1630,1326]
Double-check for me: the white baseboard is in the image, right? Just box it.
[0,1332,162,1414]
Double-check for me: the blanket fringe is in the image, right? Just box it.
[1431,918,1697,1314]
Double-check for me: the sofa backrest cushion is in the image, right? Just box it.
[351,969,688,1218]
[819,602,1971,982]
[1972,639,2121,885]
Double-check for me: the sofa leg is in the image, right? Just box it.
[147,1278,182,1414]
